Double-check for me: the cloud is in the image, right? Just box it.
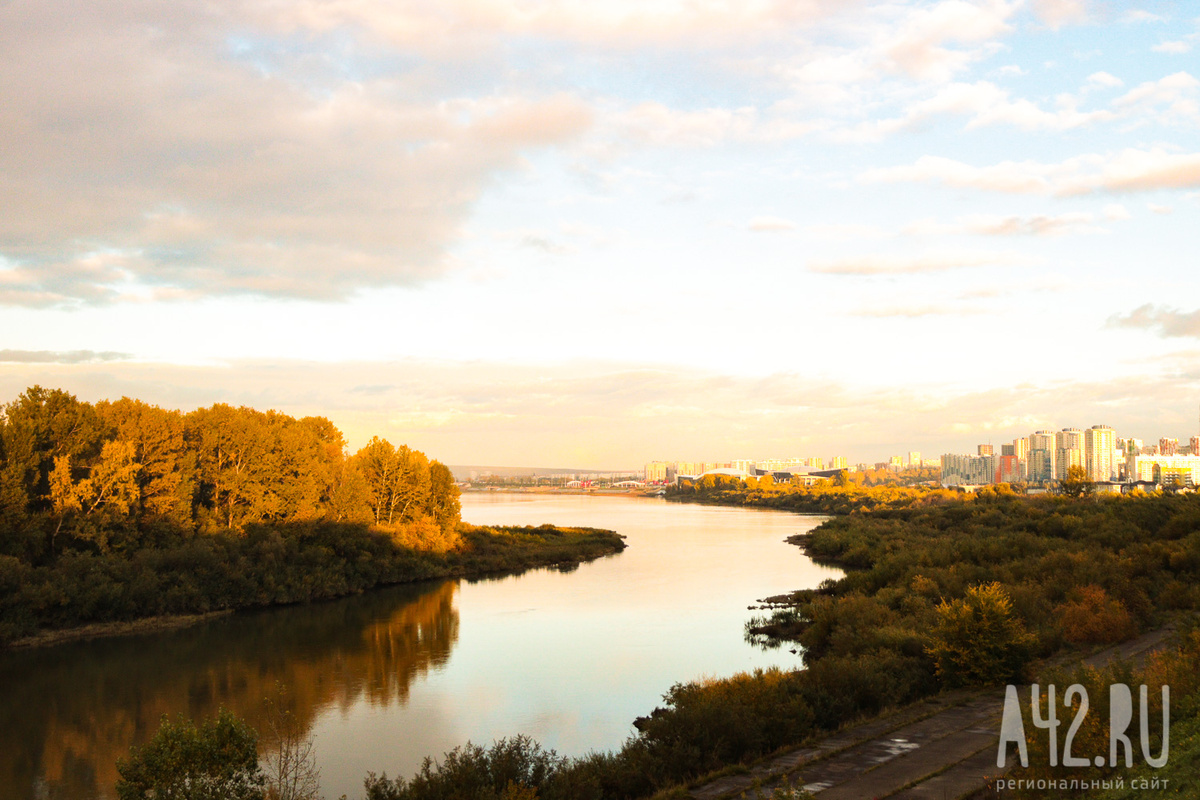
[963,212,1100,236]
[0,3,594,308]
[1109,305,1200,338]
[862,148,1200,195]
[0,350,132,364]
[991,64,1027,77]
[810,250,1014,275]
[1123,10,1167,24]
[1152,41,1192,54]
[262,0,859,50]
[845,80,1112,140]
[1148,203,1174,214]
[747,216,796,232]
[1086,71,1124,88]
[877,0,1018,82]
[1030,0,1091,29]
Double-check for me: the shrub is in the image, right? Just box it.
[1055,585,1137,645]
[925,582,1035,686]
[116,708,265,800]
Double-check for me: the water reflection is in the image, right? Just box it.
[0,580,459,800]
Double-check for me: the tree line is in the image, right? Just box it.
[0,385,460,564]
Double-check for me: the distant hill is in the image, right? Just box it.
[447,465,638,481]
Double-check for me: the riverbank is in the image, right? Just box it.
[8,610,236,649]
[0,522,626,650]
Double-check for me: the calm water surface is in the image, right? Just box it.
[0,493,839,800]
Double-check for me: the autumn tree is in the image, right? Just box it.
[96,398,195,524]
[1058,464,1095,498]
[0,386,105,515]
[188,405,280,530]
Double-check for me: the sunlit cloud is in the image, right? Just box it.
[1030,0,1091,29]
[861,147,1200,195]
[0,350,134,364]
[1108,304,1200,338]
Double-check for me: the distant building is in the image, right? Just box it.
[1056,428,1084,481]
[644,461,670,483]
[1084,425,1117,482]
[1127,454,1200,484]
[830,456,848,469]
[941,453,996,486]
[1028,430,1057,484]
[889,455,903,470]
[1191,436,1200,456]
[998,455,1021,484]
[978,444,994,456]
[1160,438,1179,456]
[908,451,921,466]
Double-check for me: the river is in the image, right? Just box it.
[0,493,839,800]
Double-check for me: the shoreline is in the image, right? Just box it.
[8,610,236,650]
[5,524,626,652]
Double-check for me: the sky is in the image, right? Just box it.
[2,0,1200,469]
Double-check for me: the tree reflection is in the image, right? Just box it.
[0,579,459,800]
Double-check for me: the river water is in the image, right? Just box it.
[0,493,838,800]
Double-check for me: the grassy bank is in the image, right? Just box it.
[0,521,625,648]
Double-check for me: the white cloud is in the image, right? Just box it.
[1148,203,1174,214]
[1086,71,1124,88]
[1102,203,1131,220]
[992,64,1027,77]
[1111,71,1200,123]
[1152,41,1192,54]
[862,148,1200,195]
[1123,10,1167,24]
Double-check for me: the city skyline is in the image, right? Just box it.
[3,1,1200,468]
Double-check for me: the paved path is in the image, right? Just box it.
[686,627,1177,800]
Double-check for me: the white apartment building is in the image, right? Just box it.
[1084,425,1117,482]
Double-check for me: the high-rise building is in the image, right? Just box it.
[1084,425,1117,482]
[908,451,921,466]
[830,456,848,469]
[1190,436,1200,456]
[978,444,994,456]
[889,455,903,470]
[1028,430,1057,484]
[1160,438,1179,456]
[998,455,1021,483]
[1056,428,1084,481]
[644,461,670,482]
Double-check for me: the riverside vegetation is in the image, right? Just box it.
[357,479,1200,799]
[0,386,624,645]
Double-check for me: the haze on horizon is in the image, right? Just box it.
[2,0,1199,468]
